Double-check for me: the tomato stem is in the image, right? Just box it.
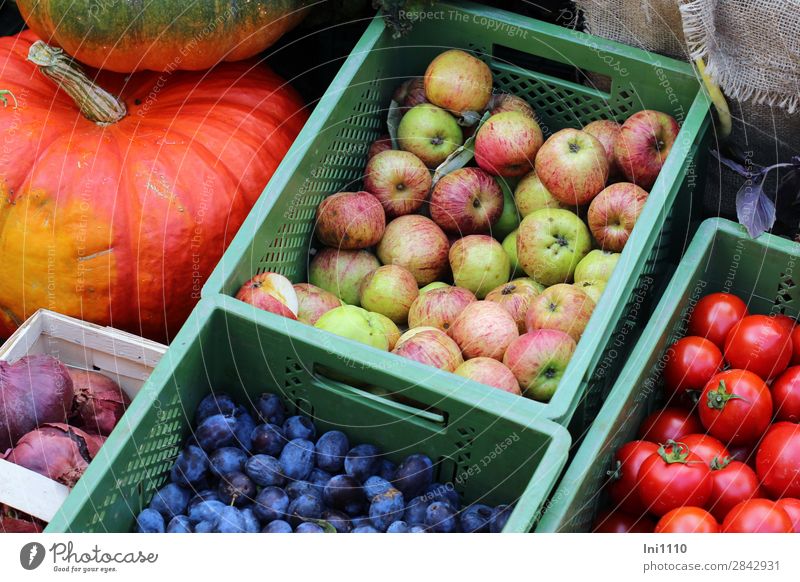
[705,379,745,410]
[710,456,732,471]
[657,440,693,464]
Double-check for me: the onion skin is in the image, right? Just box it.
[0,355,74,451]
[69,370,130,436]
[3,423,105,487]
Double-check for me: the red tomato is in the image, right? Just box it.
[707,458,761,521]
[681,433,730,466]
[774,314,796,333]
[724,315,793,380]
[772,366,800,423]
[662,336,723,400]
[688,293,748,348]
[722,499,793,533]
[699,369,772,445]
[638,407,703,443]
[637,442,712,517]
[608,440,659,515]
[592,510,655,533]
[654,506,719,533]
[792,325,800,366]
[775,498,800,532]
[756,422,800,499]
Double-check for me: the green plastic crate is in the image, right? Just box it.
[203,1,712,434]
[536,218,800,532]
[46,295,571,532]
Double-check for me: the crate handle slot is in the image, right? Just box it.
[310,370,448,427]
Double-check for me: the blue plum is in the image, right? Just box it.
[409,525,427,533]
[424,482,460,510]
[208,447,248,477]
[136,508,165,533]
[322,474,362,509]
[241,507,261,533]
[352,525,379,533]
[188,500,226,524]
[250,423,286,457]
[287,494,323,526]
[296,522,325,533]
[322,509,351,533]
[217,471,256,506]
[166,515,192,533]
[403,496,430,525]
[262,519,293,533]
[149,483,191,519]
[393,454,434,498]
[253,486,289,523]
[244,454,285,487]
[170,445,208,487]
[424,501,456,533]
[344,444,381,482]
[196,393,237,424]
[196,414,238,451]
[363,476,393,500]
[314,430,349,473]
[233,407,256,451]
[215,506,247,533]
[460,504,493,533]
[254,393,286,425]
[386,520,410,533]
[188,489,219,510]
[286,480,321,500]
[349,515,371,529]
[283,415,316,441]
[369,488,405,531]
[377,459,397,481]
[490,504,513,533]
[194,520,216,533]
[279,438,315,481]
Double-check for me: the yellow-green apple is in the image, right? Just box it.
[315,191,386,249]
[474,111,544,177]
[489,93,536,119]
[584,119,622,178]
[502,230,520,276]
[397,103,463,168]
[525,283,595,342]
[367,134,392,160]
[308,248,380,305]
[587,182,648,252]
[235,272,299,319]
[377,215,450,285]
[392,327,464,372]
[514,170,568,217]
[449,300,519,360]
[449,235,510,298]
[407,286,476,331]
[453,357,521,395]
[314,305,390,350]
[419,281,450,295]
[503,330,577,402]
[516,208,592,286]
[614,110,679,189]
[372,312,401,350]
[574,249,620,282]
[574,279,606,304]
[293,283,342,325]
[358,264,419,324]
[485,277,544,333]
[393,77,428,113]
[364,150,432,218]
[424,49,493,114]
[534,128,609,205]
[491,179,520,239]
[430,167,503,234]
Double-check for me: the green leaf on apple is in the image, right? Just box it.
[387,99,403,150]
[431,111,491,186]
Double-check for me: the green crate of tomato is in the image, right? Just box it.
[46,296,571,533]
[537,218,800,533]
[202,0,711,435]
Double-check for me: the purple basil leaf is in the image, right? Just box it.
[736,178,776,238]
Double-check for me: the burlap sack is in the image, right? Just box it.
[575,0,688,59]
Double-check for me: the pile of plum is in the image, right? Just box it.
[135,392,513,533]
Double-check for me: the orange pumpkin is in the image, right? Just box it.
[0,32,307,341]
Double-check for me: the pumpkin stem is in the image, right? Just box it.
[0,89,18,108]
[27,41,126,125]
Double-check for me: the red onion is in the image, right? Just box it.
[69,370,130,436]
[0,355,74,451]
[4,423,105,487]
